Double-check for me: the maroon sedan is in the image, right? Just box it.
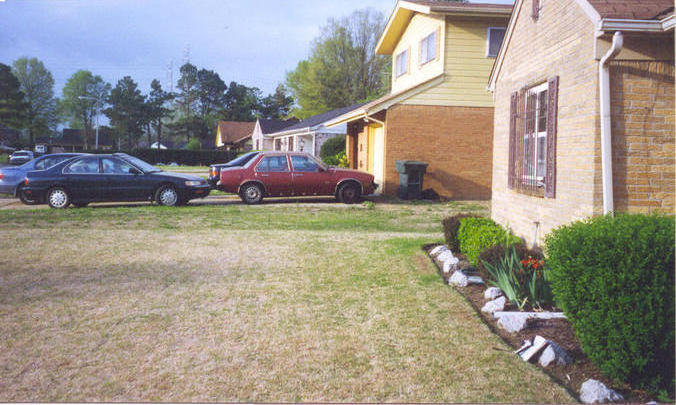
[217,152,377,204]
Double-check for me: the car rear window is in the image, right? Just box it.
[13,152,29,157]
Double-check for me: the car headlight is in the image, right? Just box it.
[185,180,205,187]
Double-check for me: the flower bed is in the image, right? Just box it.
[425,243,655,403]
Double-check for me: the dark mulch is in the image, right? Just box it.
[424,244,655,404]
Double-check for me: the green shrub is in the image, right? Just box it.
[482,246,553,310]
[478,243,543,282]
[545,214,675,392]
[322,151,346,167]
[442,214,478,252]
[457,217,521,265]
[319,135,346,161]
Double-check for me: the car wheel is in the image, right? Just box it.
[155,185,180,207]
[72,202,89,208]
[47,187,71,209]
[17,186,39,205]
[241,183,263,204]
[338,182,361,204]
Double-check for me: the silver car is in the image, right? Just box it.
[0,153,83,204]
[9,150,34,165]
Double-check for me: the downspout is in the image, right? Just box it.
[599,31,623,215]
[364,113,385,127]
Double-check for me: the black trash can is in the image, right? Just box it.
[395,160,429,200]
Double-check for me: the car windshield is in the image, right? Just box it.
[224,152,259,167]
[118,154,160,173]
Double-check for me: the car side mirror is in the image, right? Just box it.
[129,167,142,175]
[318,166,326,172]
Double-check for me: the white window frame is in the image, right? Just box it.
[486,27,506,58]
[395,49,409,78]
[522,82,548,185]
[419,30,437,65]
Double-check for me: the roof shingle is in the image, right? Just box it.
[585,0,673,20]
[217,121,256,144]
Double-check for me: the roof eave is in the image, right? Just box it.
[596,16,675,35]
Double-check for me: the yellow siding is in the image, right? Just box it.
[391,14,445,94]
[404,16,508,107]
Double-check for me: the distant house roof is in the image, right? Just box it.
[585,0,673,20]
[217,121,256,145]
[270,103,368,137]
[60,129,85,146]
[258,118,299,134]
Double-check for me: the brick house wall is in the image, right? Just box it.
[491,0,601,245]
[611,61,675,213]
[491,0,675,246]
[384,104,494,199]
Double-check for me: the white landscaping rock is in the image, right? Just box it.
[442,256,460,273]
[430,245,448,256]
[437,250,455,263]
[539,340,572,367]
[467,276,484,285]
[496,313,530,333]
[519,335,548,362]
[484,287,503,300]
[481,296,506,313]
[449,270,468,287]
[580,379,624,404]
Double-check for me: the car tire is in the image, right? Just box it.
[240,183,263,205]
[155,185,180,207]
[47,187,71,209]
[17,186,39,205]
[72,202,89,208]
[338,182,361,204]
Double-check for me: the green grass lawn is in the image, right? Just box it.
[0,201,573,402]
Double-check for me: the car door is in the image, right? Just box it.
[254,155,292,196]
[63,156,106,201]
[101,157,143,200]
[289,155,331,196]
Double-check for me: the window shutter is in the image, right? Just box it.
[532,0,540,19]
[508,91,518,189]
[545,76,558,198]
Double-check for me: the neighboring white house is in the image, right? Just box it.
[266,104,365,157]
[251,118,298,151]
[150,141,169,150]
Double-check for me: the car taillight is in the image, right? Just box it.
[210,168,216,177]
[0,173,3,180]
[24,178,28,186]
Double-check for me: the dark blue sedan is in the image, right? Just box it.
[22,153,211,208]
[0,153,83,204]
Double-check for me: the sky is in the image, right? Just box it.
[1,0,513,98]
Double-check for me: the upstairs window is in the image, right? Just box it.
[419,30,438,65]
[487,27,506,57]
[395,48,409,78]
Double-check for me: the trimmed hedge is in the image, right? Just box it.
[545,214,675,392]
[88,149,238,166]
[442,214,479,252]
[457,217,521,265]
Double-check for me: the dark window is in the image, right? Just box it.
[65,157,100,174]
[256,156,289,172]
[487,28,506,57]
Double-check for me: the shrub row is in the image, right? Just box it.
[88,148,238,166]
[455,217,521,266]
[545,214,675,392]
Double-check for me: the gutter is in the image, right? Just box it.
[599,31,623,215]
